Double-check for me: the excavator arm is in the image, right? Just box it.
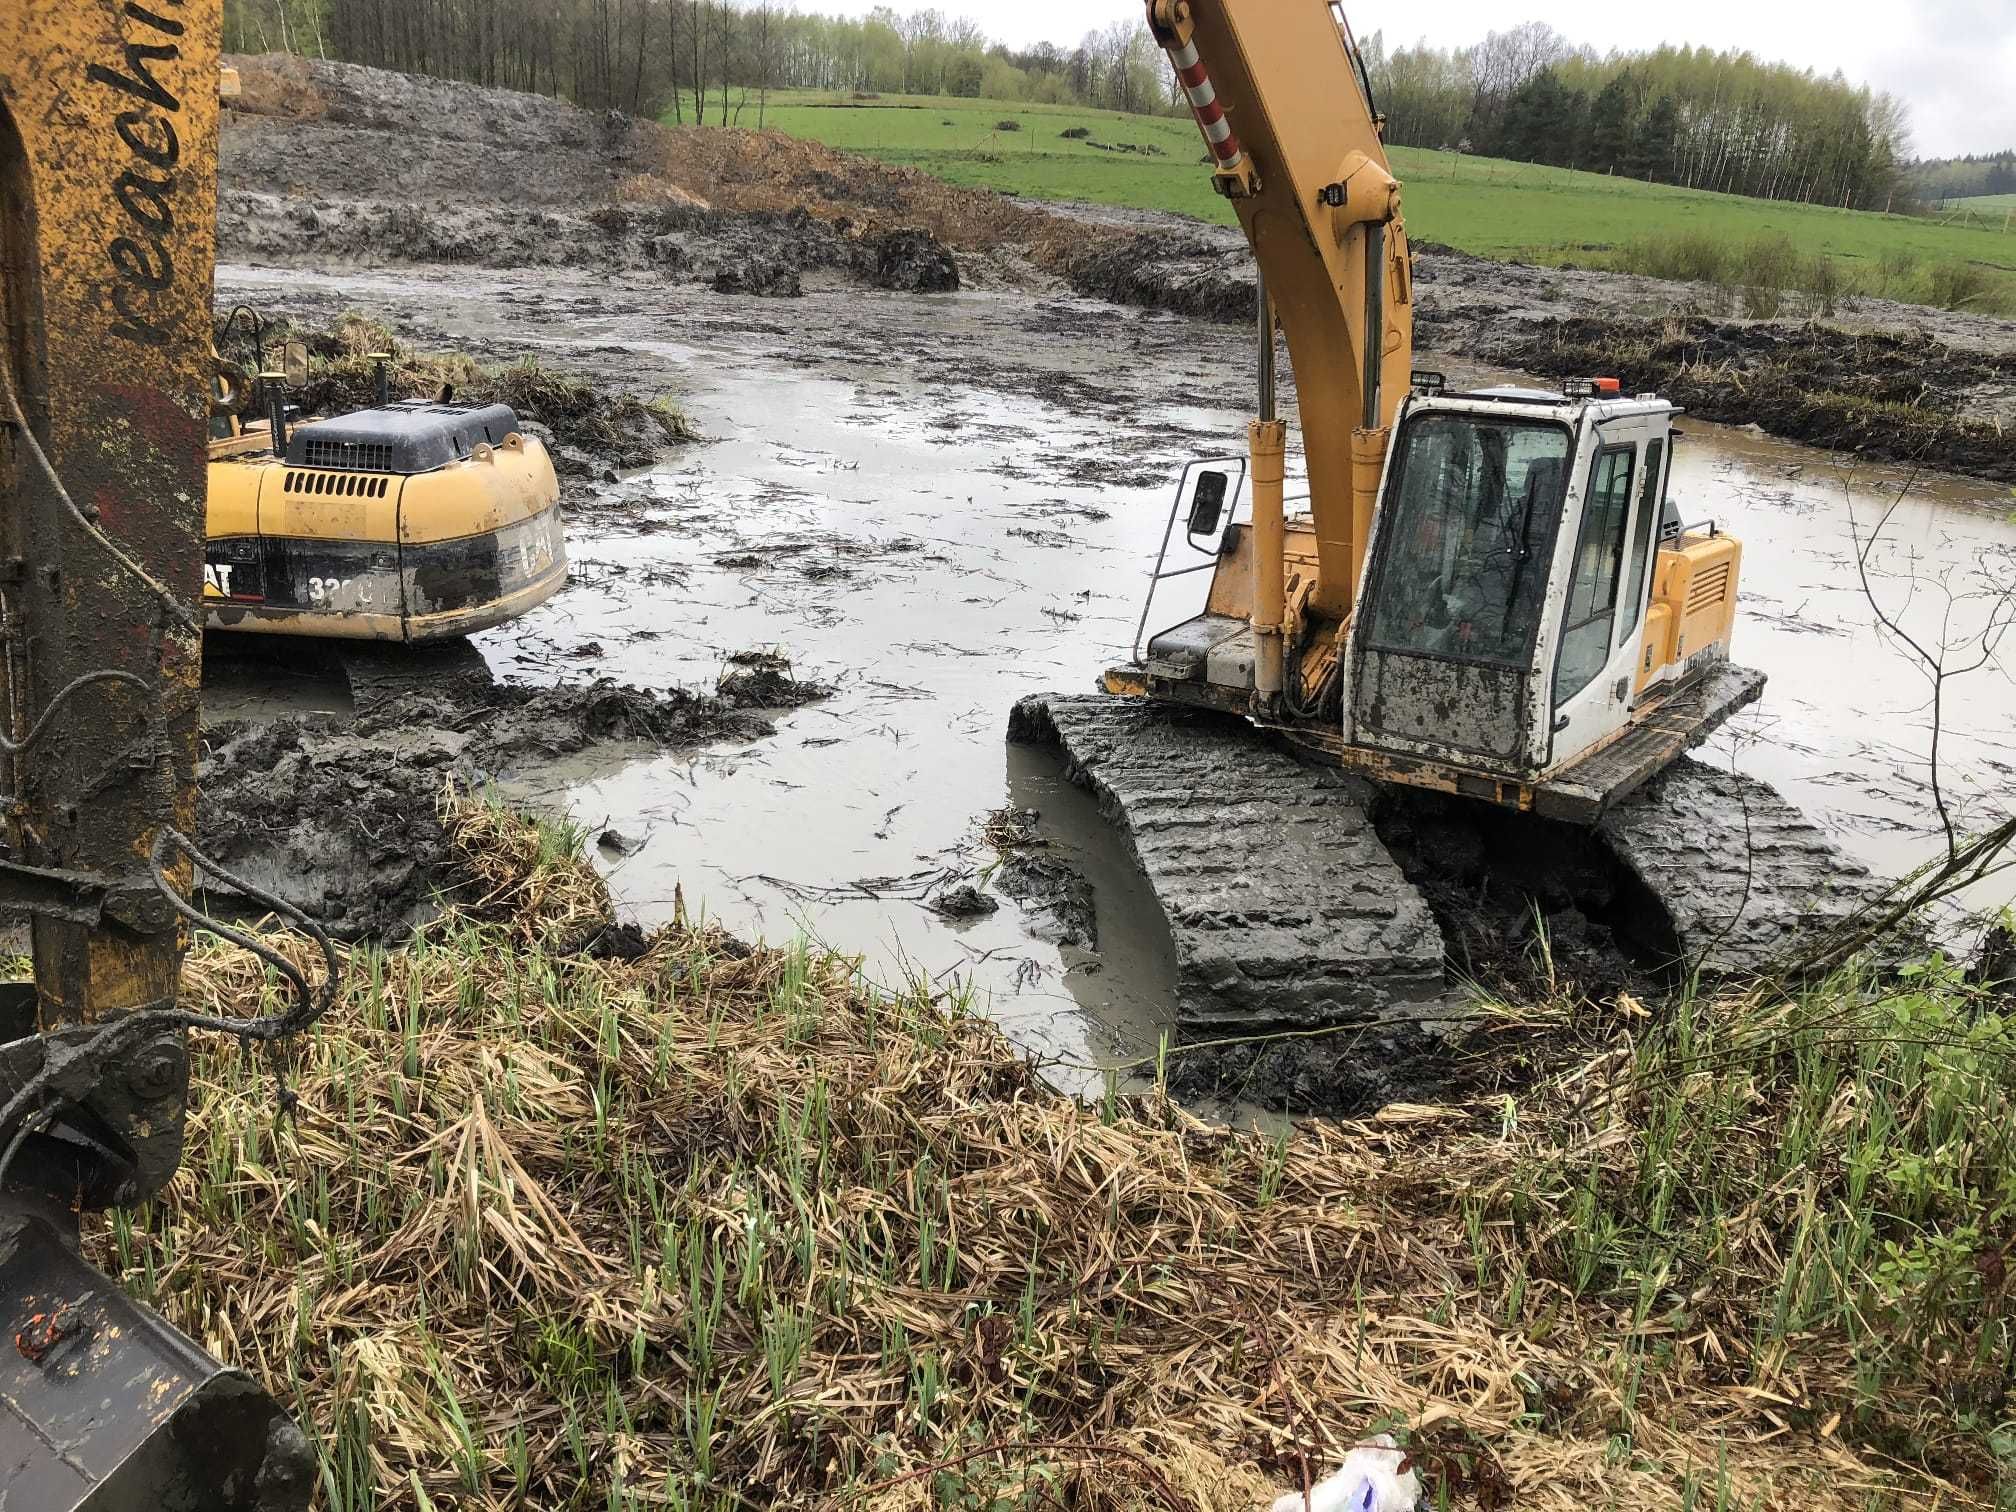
[0,5,314,1505]
[1146,0,1414,630]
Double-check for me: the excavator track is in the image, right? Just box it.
[1597,756,1888,978]
[1014,694,1890,1067]
[338,639,497,719]
[1009,694,1452,1035]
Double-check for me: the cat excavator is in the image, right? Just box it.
[1012,0,1875,1060]
[205,310,568,643]
[204,60,568,644]
[1,4,318,1505]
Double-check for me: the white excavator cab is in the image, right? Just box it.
[1118,378,1761,822]
[1346,383,1690,778]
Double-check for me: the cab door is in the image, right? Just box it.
[1545,417,1659,768]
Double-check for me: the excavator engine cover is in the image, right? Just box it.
[286,398,524,472]
[0,1212,313,1511]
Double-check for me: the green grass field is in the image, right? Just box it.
[711,90,2016,309]
[1942,192,2016,217]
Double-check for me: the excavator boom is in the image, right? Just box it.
[1146,0,1414,622]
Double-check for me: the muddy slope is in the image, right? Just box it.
[220,54,997,291]
[197,659,826,940]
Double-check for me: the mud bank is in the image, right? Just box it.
[196,651,825,939]
[223,192,966,298]
[1059,218,2016,482]
[221,54,977,296]
[1475,315,2016,482]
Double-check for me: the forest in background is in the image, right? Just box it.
[1905,151,2016,206]
[227,0,1953,214]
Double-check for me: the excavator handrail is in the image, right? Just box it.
[1131,456,1249,663]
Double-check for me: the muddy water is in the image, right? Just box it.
[216,261,2016,1090]
[1674,427,2016,914]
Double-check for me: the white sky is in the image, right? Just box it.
[820,0,2015,158]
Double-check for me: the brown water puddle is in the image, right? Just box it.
[215,262,2016,1089]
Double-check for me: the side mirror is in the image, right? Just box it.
[282,340,310,389]
[1186,469,1229,538]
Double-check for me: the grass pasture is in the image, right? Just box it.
[1947,193,2016,214]
[726,90,2016,312]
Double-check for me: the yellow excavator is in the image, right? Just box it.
[200,62,565,644]
[205,316,568,643]
[1013,0,1873,1055]
[201,60,564,645]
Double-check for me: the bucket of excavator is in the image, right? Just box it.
[0,1206,314,1511]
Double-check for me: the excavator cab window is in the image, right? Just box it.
[1553,444,1637,705]
[1361,413,1571,667]
[1616,437,1665,645]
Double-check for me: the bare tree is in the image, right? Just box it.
[752,1,776,129]
[1846,469,2016,860]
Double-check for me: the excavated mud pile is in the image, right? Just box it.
[1055,222,2016,481]
[1476,316,2016,481]
[197,714,456,940]
[1065,231,1257,323]
[258,313,693,483]
[220,54,986,291]
[196,655,826,941]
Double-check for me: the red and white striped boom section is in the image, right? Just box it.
[1165,36,1244,173]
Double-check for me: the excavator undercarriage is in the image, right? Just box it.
[1011,694,1884,1065]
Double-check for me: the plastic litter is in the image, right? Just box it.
[1267,1434,1422,1512]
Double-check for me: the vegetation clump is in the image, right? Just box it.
[92,793,2016,1510]
[1611,235,2014,317]
[247,312,698,465]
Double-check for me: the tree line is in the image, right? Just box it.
[224,0,1167,123]
[1904,151,2016,206]
[227,2,1917,211]
[1364,22,1911,211]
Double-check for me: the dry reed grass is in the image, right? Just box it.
[87,794,2003,1510]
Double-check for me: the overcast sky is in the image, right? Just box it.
[822,0,2013,159]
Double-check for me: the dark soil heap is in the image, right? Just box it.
[1477,315,2016,481]
[239,312,693,483]
[196,655,828,941]
[1059,225,2016,482]
[220,55,974,297]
